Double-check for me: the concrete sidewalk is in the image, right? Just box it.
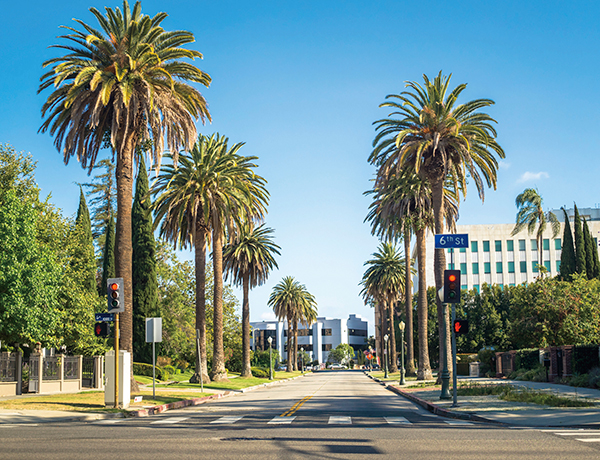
[381,376,600,428]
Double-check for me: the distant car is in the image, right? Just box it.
[328,364,347,370]
[278,365,287,371]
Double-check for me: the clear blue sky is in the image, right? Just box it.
[1,0,599,334]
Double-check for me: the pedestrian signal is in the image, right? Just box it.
[94,322,110,337]
[453,319,469,336]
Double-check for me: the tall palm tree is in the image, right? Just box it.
[152,134,268,382]
[370,71,504,379]
[223,224,280,378]
[511,188,559,276]
[39,1,211,389]
[290,283,318,370]
[360,242,406,373]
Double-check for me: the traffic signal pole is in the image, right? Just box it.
[451,303,458,407]
[115,312,119,409]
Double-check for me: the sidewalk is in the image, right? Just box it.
[376,375,600,428]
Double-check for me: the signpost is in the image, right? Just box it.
[146,318,162,400]
[434,234,469,249]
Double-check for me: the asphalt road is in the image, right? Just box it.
[1,371,600,459]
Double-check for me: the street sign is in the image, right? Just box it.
[95,313,115,322]
[435,234,469,249]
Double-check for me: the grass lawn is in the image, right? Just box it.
[156,370,305,391]
[368,370,426,383]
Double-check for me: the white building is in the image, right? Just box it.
[413,207,600,291]
[250,314,369,364]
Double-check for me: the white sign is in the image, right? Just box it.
[145,317,163,343]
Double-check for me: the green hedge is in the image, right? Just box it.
[251,367,270,378]
[573,345,600,375]
[133,362,170,381]
[514,349,540,371]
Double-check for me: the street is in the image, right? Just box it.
[1,371,599,459]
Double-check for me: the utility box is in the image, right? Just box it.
[105,350,130,408]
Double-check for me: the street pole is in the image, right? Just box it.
[451,303,458,407]
[268,336,273,380]
[384,334,389,379]
[300,347,304,374]
[152,339,156,400]
[399,321,406,385]
[440,302,451,399]
[196,329,203,393]
[114,312,119,409]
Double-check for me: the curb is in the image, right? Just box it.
[128,373,308,417]
[364,372,503,425]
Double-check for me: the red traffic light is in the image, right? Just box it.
[109,283,119,291]
[448,274,456,282]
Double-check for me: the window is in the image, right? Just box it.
[349,328,367,337]
[531,240,538,251]
[447,248,454,254]
[447,263,455,270]
[322,344,332,351]
[471,241,478,252]
[495,240,502,251]
[556,260,561,272]
[461,285,468,291]
[472,263,479,274]
[460,248,466,253]
[543,239,550,251]
[507,240,514,252]
[483,241,490,252]
[532,261,539,273]
[498,284,504,290]
[460,263,467,275]
[519,239,526,251]
[484,262,491,274]
[473,284,480,293]
[544,261,551,272]
[508,261,515,273]
[322,328,332,336]
[297,329,312,336]
[520,261,527,273]
[555,239,561,250]
[496,262,503,273]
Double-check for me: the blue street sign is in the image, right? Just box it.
[95,313,115,322]
[435,234,469,249]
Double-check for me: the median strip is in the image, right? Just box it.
[281,395,313,417]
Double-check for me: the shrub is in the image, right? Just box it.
[133,362,170,381]
[477,347,496,377]
[251,367,269,378]
[514,364,546,382]
[572,345,600,375]
[514,349,540,371]
[163,364,177,376]
[587,367,600,389]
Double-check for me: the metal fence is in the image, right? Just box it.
[82,357,94,387]
[64,356,79,380]
[42,356,61,381]
[0,353,17,382]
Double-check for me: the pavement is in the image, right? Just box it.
[368,373,600,428]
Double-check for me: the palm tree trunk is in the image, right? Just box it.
[191,224,210,383]
[241,273,252,377]
[404,226,416,375]
[210,226,228,381]
[293,319,299,372]
[374,304,382,367]
[431,177,451,382]
[387,300,398,373]
[286,315,293,372]
[416,226,433,380]
[115,134,138,392]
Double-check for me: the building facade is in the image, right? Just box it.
[413,207,600,291]
[250,314,369,364]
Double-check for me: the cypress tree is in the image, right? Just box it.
[101,213,116,292]
[73,186,97,293]
[574,204,587,275]
[132,155,159,364]
[582,217,595,279]
[559,208,576,280]
[592,234,600,279]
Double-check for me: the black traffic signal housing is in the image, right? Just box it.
[94,322,111,338]
[443,270,461,303]
[453,319,469,336]
[107,277,125,313]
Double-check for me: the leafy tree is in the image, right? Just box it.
[73,187,97,294]
[102,214,116,291]
[223,224,280,377]
[329,344,355,366]
[132,155,159,364]
[560,208,576,281]
[574,204,587,275]
[39,1,211,390]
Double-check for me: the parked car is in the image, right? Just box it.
[328,364,347,370]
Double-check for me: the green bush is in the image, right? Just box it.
[251,367,270,378]
[514,349,540,371]
[133,362,170,381]
[477,347,496,377]
[514,364,546,382]
[572,345,600,375]
[163,364,176,376]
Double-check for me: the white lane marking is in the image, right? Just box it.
[210,416,244,424]
[268,416,296,424]
[150,417,189,424]
[329,416,352,424]
[556,432,600,436]
[385,416,411,424]
[444,420,473,425]
[577,438,600,443]
[0,423,39,428]
[541,429,592,432]
[93,419,125,424]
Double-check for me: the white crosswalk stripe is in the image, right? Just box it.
[444,420,473,426]
[385,416,411,425]
[0,423,39,428]
[93,419,125,424]
[543,430,600,444]
[268,416,296,424]
[150,417,189,424]
[329,416,352,424]
[210,416,244,424]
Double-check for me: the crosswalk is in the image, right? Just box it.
[542,429,600,445]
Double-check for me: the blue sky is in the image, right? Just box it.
[1,0,599,333]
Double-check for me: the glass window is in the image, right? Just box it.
[484,262,491,274]
[531,240,538,251]
[544,260,551,272]
[460,248,466,253]
[520,261,527,273]
[473,284,480,293]
[555,238,561,250]
[483,241,490,252]
[556,260,561,272]
[471,241,478,252]
[496,262,502,273]
[460,263,467,275]
[532,262,539,273]
[447,248,454,254]
[498,284,504,290]
[543,239,550,250]
[447,263,455,270]
[508,261,515,273]
[461,285,468,291]
[495,240,502,251]
[322,344,332,351]
[507,240,514,252]
[519,239,526,251]
[472,263,479,274]
[322,329,332,336]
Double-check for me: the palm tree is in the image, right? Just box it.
[152,134,268,382]
[370,71,504,379]
[223,224,280,377]
[511,188,559,277]
[268,277,317,371]
[39,1,211,389]
[360,242,407,373]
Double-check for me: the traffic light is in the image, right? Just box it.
[94,322,110,337]
[107,277,125,313]
[443,270,461,303]
[453,319,469,336]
